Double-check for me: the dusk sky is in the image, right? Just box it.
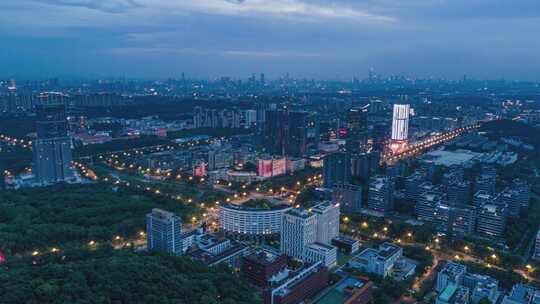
[1,0,539,80]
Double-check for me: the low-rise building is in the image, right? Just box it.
[304,242,338,268]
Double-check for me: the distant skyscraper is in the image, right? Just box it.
[280,209,317,260]
[346,106,369,153]
[263,108,309,157]
[323,152,351,188]
[146,208,183,255]
[32,103,74,185]
[391,104,410,142]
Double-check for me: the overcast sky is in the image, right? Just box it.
[1,0,539,80]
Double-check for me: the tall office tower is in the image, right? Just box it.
[367,175,393,214]
[405,172,426,202]
[146,208,183,255]
[323,152,351,188]
[436,262,467,292]
[371,122,388,151]
[32,104,74,185]
[346,106,369,153]
[311,201,340,245]
[447,181,471,207]
[476,204,506,238]
[391,104,410,142]
[350,152,370,180]
[535,229,540,260]
[332,183,363,214]
[511,179,530,210]
[263,108,309,157]
[433,204,451,234]
[280,209,317,260]
[449,206,476,238]
[475,174,496,196]
[416,191,445,222]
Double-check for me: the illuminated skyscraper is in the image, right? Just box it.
[391,104,410,142]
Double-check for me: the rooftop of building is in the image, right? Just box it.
[307,242,336,251]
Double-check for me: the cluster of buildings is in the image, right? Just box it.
[146,200,369,304]
[406,164,530,240]
[435,262,540,304]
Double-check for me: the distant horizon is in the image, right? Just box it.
[2,1,539,81]
[2,73,540,83]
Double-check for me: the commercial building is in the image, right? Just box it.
[366,175,393,215]
[304,242,338,268]
[146,208,183,255]
[534,229,540,261]
[436,284,470,304]
[391,104,410,142]
[258,156,287,178]
[449,206,476,238]
[264,262,329,304]
[462,273,501,304]
[311,201,340,245]
[332,183,363,214]
[263,109,309,158]
[476,203,506,238]
[416,191,445,222]
[323,152,351,188]
[349,242,409,278]
[331,236,360,255]
[241,249,288,288]
[436,262,467,292]
[280,209,317,260]
[219,204,291,239]
[501,284,540,304]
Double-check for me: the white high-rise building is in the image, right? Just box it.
[310,201,340,245]
[391,104,410,141]
[146,208,183,256]
[280,209,317,260]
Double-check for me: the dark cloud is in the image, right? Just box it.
[0,0,539,80]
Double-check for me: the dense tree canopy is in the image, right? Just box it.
[0,184,200,254]
[0,246,260,304]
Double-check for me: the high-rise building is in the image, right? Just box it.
[311,201,340,245]
[416,191,445,223]
[405,172,426,202]
[512,179,530,210]
[263,108,309,157]
[447,181,471,207]
[323,152,351,188]
[391,104,410,142]
[346,106,369,153]
[280,209,317,260]
[366,175,393,214]
[534,229,540,261]
[475,174,496,196]
[449,206,476,238]
[146,208,183,255]
[332,183,363,214]
[476,204,506,238]
[32,104,74,185]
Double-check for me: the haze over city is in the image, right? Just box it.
[2,0,540,79]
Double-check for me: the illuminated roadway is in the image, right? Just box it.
[382,123,482,165]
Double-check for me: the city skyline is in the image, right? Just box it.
[1,0,540,80]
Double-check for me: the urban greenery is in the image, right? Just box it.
[0,246,261,304]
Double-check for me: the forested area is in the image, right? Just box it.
[0,246,261,304]
[0,184,200,254]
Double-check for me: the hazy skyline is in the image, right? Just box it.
[1,0,539,80]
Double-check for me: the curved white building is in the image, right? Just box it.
[219,204,291,237]
[392,104,410,141]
